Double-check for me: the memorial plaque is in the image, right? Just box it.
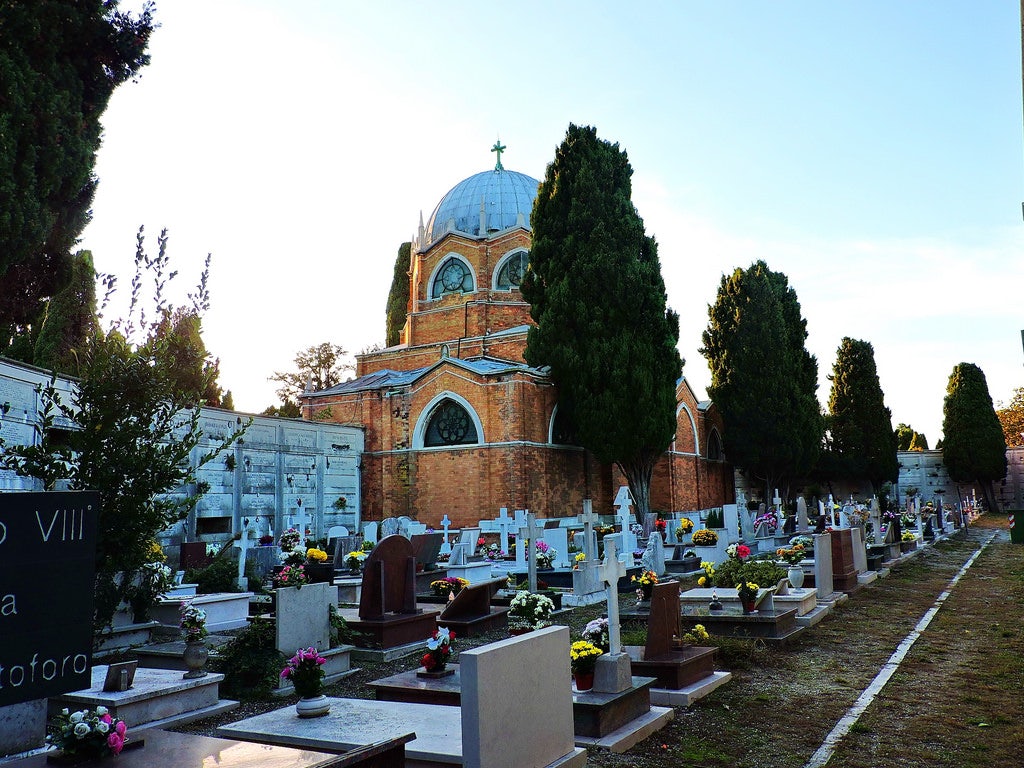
[0,491,99,706]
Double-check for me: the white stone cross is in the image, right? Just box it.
[577,499,599,561]
[291,502,311,543]
[234,523,251,591]
[596,538,628,655]
[518,512,543,593]
[613,486,637,553]
[439,514,453,555]
[495,507,517,555]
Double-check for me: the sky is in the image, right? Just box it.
[82,1,1024,442]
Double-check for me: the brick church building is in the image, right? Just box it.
[301,151,732,527]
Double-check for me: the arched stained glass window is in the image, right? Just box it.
[495,250,528,290]
[431,257,473,298]
[424,399,479,446]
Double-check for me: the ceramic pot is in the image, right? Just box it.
[787,566,805,590]
[573,671,594,692]
[182,640,209,679]
[296,694,331,718]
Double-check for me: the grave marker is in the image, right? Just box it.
[494,508,517,554]
[518,513,543,593]
[796,496,809,532]
[439,514,452,555]
[363,521,379,545]
[593,538,632,694]
[613,486,638,554]
[577,500,599,561]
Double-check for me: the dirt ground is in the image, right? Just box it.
[177,515,1024,768]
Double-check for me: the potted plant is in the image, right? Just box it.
[675,518,694,539]
[305,547,332,583]
[692,528,719,546]
[900,530,918,552]
[344,550,367,574]
[631,570,659,602]
[653,518,667,539]
[680,623,711,645]
[281,647,329,717]
[569,640,603,692]
[430,576,469,598]
[273,564,308,589]
[697,560,716,587]
[48,706,129,761]
[507,590,555,634]
[179,600,209,679]
[419,627,455,677]
[279,527,301,552]
[776,543,807,590]
[581,617,610,652]
[534,541,556,569]
[736,581,760,613]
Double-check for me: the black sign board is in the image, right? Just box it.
[0,491,99,706]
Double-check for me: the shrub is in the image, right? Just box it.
[713,557,785,589]
[214,620,285,699]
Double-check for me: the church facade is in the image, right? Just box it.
[301,153,732,527]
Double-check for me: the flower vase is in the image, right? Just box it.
[573,671,594,692]
[742,600,756,614]
[295,694,331,718]
[787,566,805,591]
[182,640,209,679]
[641,585,654,601]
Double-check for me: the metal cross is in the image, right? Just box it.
[491,140,506,171]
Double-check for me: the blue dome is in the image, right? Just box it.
[425,168,540,244]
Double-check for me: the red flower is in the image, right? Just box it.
[737,544,751,559]
[477,537,486,546]
[421,653,433,668]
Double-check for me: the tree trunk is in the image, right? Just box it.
[619,453,656,520]
[979,479,1000,513]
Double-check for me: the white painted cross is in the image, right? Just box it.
[577,499,599,561]
[439,514,453,555]
[613,486,637,553]
[234,522,252,591]
[290,502,311,545]
[495,507,517,555]
[518,512,543,593]
[596,537,628,655]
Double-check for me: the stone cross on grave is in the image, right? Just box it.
[291,503,311,543]
[577,499,599,561]
[796,496,809,532]
[613,485,637,554]
[519,512,543,594]
[495,507,517,555]
[234,520,252,591]
[596,538,629,655]
[439,514,453,555]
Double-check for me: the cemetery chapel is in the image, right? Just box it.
[302,147,732,526]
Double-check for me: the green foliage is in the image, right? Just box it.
[895,422,928,451]
[32,250,98,373]
[996,387,1024,448]
[826,338,898,491]
[520,124,681,518]
[261,399,301,418]
[0,1,154,332]
[705,508,724,528]
[385,242,411,347]
[0,228,244,634]
[151,304,228,407]
[329,604,356,646]
[214,620,285,700]
[269,342,352,405]
[701,260,821,494]
[713,557,785,589]
[942,362,1007,512]
[185,556,247,594]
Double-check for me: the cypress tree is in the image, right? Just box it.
[520,124,681,517]
[0,1,154,339]
[385,242,411,347]
[701,260,822,497]
[826,337,898,493]
[942,362,1007,512]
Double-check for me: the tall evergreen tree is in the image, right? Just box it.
[701,260,821,497]
[520,124,681,517]
[385,242,411,347]
[31,249,98,373]
[0,1,154,340]
[942,362,1007,512]
[826,337,898,492]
